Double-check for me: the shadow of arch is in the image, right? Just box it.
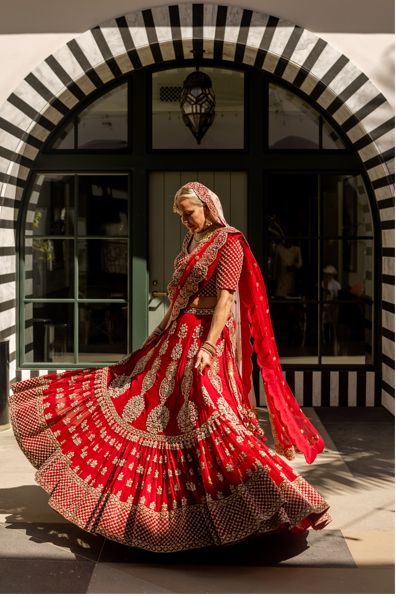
[0,484,65,523]
[0,485,105,560]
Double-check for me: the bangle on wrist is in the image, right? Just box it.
[204,340,216,349]
[203,346,216,357]
[202,341,216,357]
[153,325,164,336]
[200,346,213,359]
[204,340,217,352]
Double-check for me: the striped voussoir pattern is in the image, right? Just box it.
[0,4,394,410]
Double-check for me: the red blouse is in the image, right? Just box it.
[198,240,244,296]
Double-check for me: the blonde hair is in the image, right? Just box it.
[173,187,204,214]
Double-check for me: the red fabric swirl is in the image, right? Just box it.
[169,229,325,465]
[237,235,325,465]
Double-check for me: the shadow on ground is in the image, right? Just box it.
[315,407,395,480]
[0,486,355,568]
[258,407,395,497]
[98,528,355,568]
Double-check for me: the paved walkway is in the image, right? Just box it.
[0,407,394,594]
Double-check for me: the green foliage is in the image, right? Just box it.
[32,212,52,266]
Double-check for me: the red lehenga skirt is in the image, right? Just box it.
[9,307,331,552]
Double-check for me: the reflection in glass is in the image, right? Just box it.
[270,302,318,365]
[322,239,373,300]
[51,121,74,150]
[25,238,74,299]
[152,67,244,149]
[26,174,74,236]
[269,83,319,149]
[78,303,128,362]
[25,302,74,363]
[78,240,128,299]
[78,83,128,149]
[267,174,318,237]
[268,239,318,299]
[322,174,373,237]
[78,175,128,236]
[321,302,370,365]
[322,119,345,149]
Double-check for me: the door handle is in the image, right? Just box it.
[152,292,167,297]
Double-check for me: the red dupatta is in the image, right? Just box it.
[170,183,325,465]
[237,237,325,464]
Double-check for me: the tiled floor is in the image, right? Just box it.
[0,407,394,594]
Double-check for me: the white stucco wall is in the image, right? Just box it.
[0,0,394,109]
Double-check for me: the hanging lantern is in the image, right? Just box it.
[180,50,216,144]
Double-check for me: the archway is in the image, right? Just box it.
[0,4,393,411]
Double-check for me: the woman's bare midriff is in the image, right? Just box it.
[188,296,218,308]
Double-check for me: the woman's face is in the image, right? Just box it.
[177,197,208,233]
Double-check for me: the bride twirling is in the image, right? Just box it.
[9,182,331,553]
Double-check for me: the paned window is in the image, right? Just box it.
[269,83,345,150]
[22,174,130,366]
[50,82,129,151]
[266,173,374,365]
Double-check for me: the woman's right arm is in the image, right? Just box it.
[159,302,172,332]
[141,242,187,348]
[141,302,172,348]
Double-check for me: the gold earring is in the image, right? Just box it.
[205,217,212,226]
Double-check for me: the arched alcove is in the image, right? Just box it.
[0,4,393,411]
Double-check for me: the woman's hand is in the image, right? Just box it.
[141,332,158,349]
[195,349,212,374]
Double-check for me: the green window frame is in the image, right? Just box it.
[264,172,375,367]
[19,172,132,369]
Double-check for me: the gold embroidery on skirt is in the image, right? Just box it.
[207,340,224,394]
[146,324,189,434]
[177,324,203,433]
[201,386,216,409]
[227,357,244,413]
[109,345,157,400]
[33,445,329,553]
[122,356,162,423]
[206,342,252,437]
[131,346,156,378]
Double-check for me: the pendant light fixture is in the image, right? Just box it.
[180,49,216,145]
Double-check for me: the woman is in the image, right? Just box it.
[9,182,331,553]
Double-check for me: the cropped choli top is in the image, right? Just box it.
[171,232,244,300]
[198,240,244,296]
[193,238,244,297]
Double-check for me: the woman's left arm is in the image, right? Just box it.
[195,289,234,373]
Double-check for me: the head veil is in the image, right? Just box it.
[177,182,325,465]
[182,182,228,226]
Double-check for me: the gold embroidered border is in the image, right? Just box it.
[9,380,59,470]
[10,384,330,552]
[34,452,329,553]
[183,307,215,315]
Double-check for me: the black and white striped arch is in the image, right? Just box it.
[0,4,394,411]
